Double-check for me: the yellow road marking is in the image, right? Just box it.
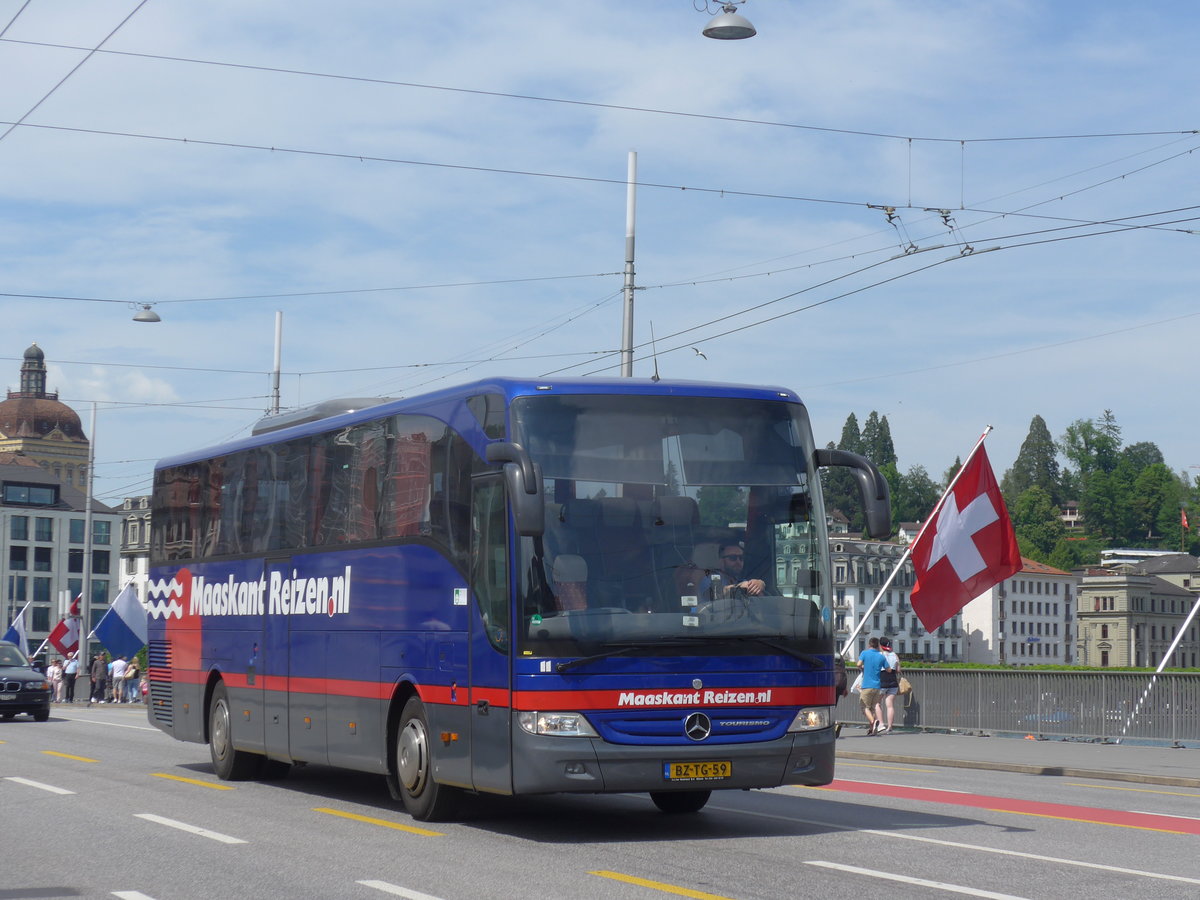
[152,772,235,790]
[41,750,97,762]
[590,870,737,899]
[313,807,444,837]
[987,808,1188,835]
[1064,782,1200,799]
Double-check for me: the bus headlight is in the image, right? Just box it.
[517,711,598,737]
[787,707,832,732]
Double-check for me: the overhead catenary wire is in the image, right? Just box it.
[2,37,1194,146]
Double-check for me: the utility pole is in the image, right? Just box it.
[619,150,637,377]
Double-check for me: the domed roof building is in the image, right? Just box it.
[0,343,89,486]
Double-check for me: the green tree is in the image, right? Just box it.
[697,485,745,530]
[1010,486,1064,561]
[885,464,940,526]
[860,411,896,467]
[1002,415,1061,505]
[1130,463,1178,542]
[822,414,866,531]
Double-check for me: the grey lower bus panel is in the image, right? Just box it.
[510,728,834,795]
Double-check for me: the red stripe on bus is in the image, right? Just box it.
[511,685,831,710]
[151,675,829,711]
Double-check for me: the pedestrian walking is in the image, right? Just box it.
[63,651,79,702]
[47,657,63,702]
[110,656,128,703]
[89,653,108,704]
[122,656,140,702]
[857,636,887,735]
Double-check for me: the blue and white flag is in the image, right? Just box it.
[2,601,31,656]
[92,584,147,659]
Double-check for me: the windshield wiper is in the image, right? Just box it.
[555,642,662,673]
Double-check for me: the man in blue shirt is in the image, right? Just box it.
[857,637,887,735]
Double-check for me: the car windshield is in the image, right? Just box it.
[0,644,30,667]
[511,393,830,658]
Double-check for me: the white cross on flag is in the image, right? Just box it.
[909,444,1022,632]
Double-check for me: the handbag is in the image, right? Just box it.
[898,676,913,695]
[850,672,863,694]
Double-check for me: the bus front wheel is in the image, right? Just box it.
[395,695,458,821]
[649,790,711,814]
[209,682,259,780]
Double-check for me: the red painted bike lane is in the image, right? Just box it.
[820,779,1200,835]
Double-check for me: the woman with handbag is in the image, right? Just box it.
[877,638,901,734]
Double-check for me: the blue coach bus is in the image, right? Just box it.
[146,377,889,820]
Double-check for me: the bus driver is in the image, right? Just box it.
[718,541,766,597]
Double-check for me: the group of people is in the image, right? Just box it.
[41,651,81,702]
[854,636,902,735]
[37,651,145,704]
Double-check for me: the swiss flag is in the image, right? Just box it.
[47,594,81,657]
[909,445,1021,632]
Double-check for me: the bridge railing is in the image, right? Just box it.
[835,669,1200,742]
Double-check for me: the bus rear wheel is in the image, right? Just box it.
[209,682,259,780]
[649,790,711,814]
[395,695,458,821]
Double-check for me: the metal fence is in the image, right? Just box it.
[836,669,1200,743]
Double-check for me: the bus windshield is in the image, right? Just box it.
[511,393,829,658]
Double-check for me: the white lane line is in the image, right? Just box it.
[708,804,1200,886]
[113,892,158,899]
[1130,810,1200,822]
[54,714,158,732]
[5,776,75,795]
[806,861,1029,899]
[356,881,446,900]
[134,813,247,844]
[816,779,975,795]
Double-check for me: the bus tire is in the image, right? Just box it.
[208,682,259,780]
[649,790,711,814]
[395,695,458,821]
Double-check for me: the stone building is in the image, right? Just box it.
[0,343,90,488]
[961,558,1077,665]
[1075,564,1200,668]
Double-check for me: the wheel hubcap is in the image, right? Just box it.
[212,701,230,759]
[397,718,428,793]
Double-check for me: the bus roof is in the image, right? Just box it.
[154,376,803,471]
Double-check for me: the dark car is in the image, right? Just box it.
[0,640,51,721]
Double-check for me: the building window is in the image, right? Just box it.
[34,547,52,572]
[34,517,52,541]
[93,521,111,546]
[33,577,51,603]
[1101,624,1109,639]
[92,550,110,575]
[68,548,84,573]
[90,579,109,606]
[9,546,27,570]
[10,516,28,540]
[70,519,85,543]
[32,605,50,631]
[127,519,140,544]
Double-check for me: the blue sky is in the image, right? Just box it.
[1,1,1198,504]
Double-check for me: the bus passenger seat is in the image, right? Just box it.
[551,554,589,611]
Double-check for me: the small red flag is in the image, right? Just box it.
[47,594,81,656]
[1183,509,1190,531]
[910,445,1022,632]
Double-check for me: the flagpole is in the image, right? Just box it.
[839,425,995,659]
[1116,589,1200,743]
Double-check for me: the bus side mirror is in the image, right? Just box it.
[485,441,545,537]
[814,448,891,539]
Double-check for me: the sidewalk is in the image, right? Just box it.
[835,727,1200,788]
